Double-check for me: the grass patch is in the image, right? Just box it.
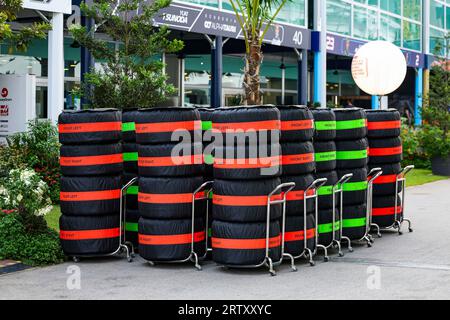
[406,169,448,187]
[45,205,61,231]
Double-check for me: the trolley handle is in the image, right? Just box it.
[268,182,296,205]
[193,181,214,201]
[121,177,138,193]
[334,173,353,190]
[368,168,383,184]
[306,178,328,195]
[399,165,415,178]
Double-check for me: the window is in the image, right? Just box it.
[430,0,445,28]
[353,6,379,40]
[182,0,218,8]
[403,0,422,21]
[430,28,446,55]
[380,14,401,46]
[380,0,401,15]
[327,0,352,35]
[403,20,421,51]
[275,0,306,26]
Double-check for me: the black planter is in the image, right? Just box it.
[431,155,450,176]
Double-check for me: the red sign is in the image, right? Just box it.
[1,88,8,98]
[0,105,8,116]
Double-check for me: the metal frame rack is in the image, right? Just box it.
[71,178,137,263]
[145,181,214,270]
[218,182,296,276]
[316,174,353,261]
[285,178,328,267]
[371,165,415,237]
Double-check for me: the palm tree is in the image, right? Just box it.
[229,0,288,105]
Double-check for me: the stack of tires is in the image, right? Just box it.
[58,109,123,256]
[122,109,140,247]
[312,109,339,246]
[334,108,369,242]
[211,106,283,266]
[278,106,316,257]
[366,109,403,229]
[135,107,206,262]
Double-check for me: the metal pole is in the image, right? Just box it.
[211,36,223,108]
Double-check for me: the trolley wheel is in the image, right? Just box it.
[367,242,372,248]
[377,233,382,238]
[148,261,155,266]
[398,231,403,235]
[73,257,80,263]
[270,270,277,277]
[291,266,298,272]
[127,257,133,263]
[131,253,136,259]
[338,252,344,257]
[409,228,413,233]
[309,261,315,267]
[324,256,330,262]
[348,247,354,253]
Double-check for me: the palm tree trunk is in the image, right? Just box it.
[243,36,262,105]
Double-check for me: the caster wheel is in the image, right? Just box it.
[398,231,403,235]
[131,253,136,258]
[127,257,133,263]
[338,252,344,257]
[292,267,298,272]
[324,257,329,262]
[270,271,277,277]
[409,228,413,233]
[367,242,372,248]
[73,257,80,263]
[309,260,316,266]
[349,248,354,253]
[377,234,382,238]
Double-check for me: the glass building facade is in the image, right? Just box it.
[1,0,449,117]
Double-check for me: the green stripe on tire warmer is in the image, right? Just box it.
[127,186,138,195]
[123,152,138,162]
[318,221,340,234]
[342,181,368,191]
[125,222,138,232]
[336,149,367,160]
[315,121,336,131]
[342,217,366,228]
[202,121,212,131]
[315,151,336,162]
[122,122,135,132]
[318,185,333,196]
[336,119,366,130]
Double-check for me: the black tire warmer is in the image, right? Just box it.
[365,109,401,139]
[122,108,139,142]
[337,167,368,206]
[135,107,202,144]
[60,175,122,216]
[59,214,120,255]
[284,214,316,256]
[368,137,403,164]
[211,220,281,266]
[138,176,204,220]
[278,105,314,142]
[341,204,368,240]
[212,178,282,222]
[369,163,403,196]
[281,174,315,215]
[281,142,315,175]
[318,208,341,246]
[333,107,368,141]
[213,143,281,180]
[60,143,123,177]
[315,170,338,210]
[335,138,369,170]
[123,142,138,173]
[58,108,122,145]
[313,140,337,172]
[124,208,140,248]
[138,217,206,262]
[311,109,336,141]
[138,143,204,177]
[372,195,403,228]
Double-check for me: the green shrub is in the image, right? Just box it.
[0,119,60,203]
[0,212,64,266]
[401,123,430,169]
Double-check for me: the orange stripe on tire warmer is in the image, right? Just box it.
[281,120,314,131]
[60,154,123,166]
[58,122,122,133]
[212,236,281,249]
[139,231,205,245]
[285,189,315,201]
[372,206,402,216]
[213,194,283,206]
[282,153,314,165]
[138,192,204,204]
[135,121,201,133]
[138,155,203,167]
[368,120,401,130]
[369,174,398,184]
[60,189,121,201]
[214,156,280,169]
[368,146,402,156]
[212,120,280,132]
[60,228,120,240]
[284,229,316,242]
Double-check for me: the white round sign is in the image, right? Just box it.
[351,41,407,96]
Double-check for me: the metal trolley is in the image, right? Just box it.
[371,165,414,237]
[340,168,383,250]
[316,174,353,261]
[145,181,214,270]
[218,182,296,276]
[283,178,328,267]
[71,178,137,263]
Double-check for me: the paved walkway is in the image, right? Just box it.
[1,179,450,300]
